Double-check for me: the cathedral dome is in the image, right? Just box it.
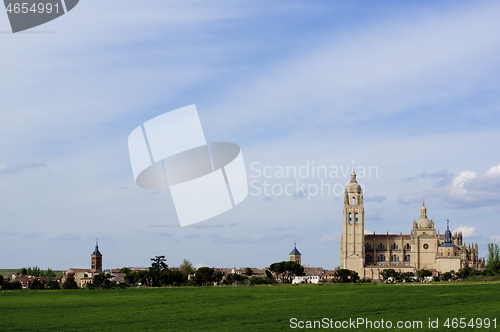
[415,201,432,228]
[346,170,362,193]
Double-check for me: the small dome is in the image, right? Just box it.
[346,170,362,193]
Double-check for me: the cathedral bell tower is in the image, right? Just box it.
[340,170,365,274]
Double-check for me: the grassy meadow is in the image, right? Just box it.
[1,282,499,331]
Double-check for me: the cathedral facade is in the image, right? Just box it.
[340,170,482,280]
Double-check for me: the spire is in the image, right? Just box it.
[92,239,102,256]
[444,220,452,244]
[350,169,357,183]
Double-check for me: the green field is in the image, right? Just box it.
[1,282,499,331]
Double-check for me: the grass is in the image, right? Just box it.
[0,282,499,331]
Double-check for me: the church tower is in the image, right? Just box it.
[91,240,102,273]
[340,170,365,274]
[289,243,301,265]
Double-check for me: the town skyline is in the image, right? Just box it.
[2,1,500,270]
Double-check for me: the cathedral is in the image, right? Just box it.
[340,170,483,280]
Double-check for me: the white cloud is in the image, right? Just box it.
[452,171,477,190]
[398,164,500,209]
[453,226,477,238]
[486,165,500,176]
[490,235,500,242]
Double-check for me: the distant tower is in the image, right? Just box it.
[289,243,301,265]
[91,240,102,273]
[340,169,365,274]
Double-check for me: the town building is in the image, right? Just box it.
[63,240,103,287]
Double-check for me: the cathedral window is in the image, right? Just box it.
[377,255,385,262]
[377,243,385,250]
[391,255,399,262]
[391,243,398,250]
[405,243,410,250]
[348,213,352,224]
[404,255,410,262]
[352,197,355,205]
[365,243,371,250]
[355,213,358,224]
[366,255,372,262]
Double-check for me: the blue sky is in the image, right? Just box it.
[1,1,500,270]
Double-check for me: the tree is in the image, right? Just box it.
[45,268,56,278]
[269,262,285,282]
[119,267,132,275]
[180,259,194,276]
[486,243,500,272]
[380,269,402,283]
[150,255,168,272]
[223,273,247,285]
[160,269,185,286]
[284,261,304,283]
[124,271,138,285]
[62,275,79,289]
[269,261,304,283]
[11,281,22,290]
[333,269,359,283]
[46,280,61,290]
[456,267,479,280]
[416,269,433,281]
[442,271,453,281]
[0,275,3,286]
[89,273,113,289]
[193,267,216,286]
[244,267,253,277]
[29,278,45,290]
[401,272,415,282]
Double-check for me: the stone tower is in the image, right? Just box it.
[289,243,301,265]
[91,240,102,273]
[340,170,365,274]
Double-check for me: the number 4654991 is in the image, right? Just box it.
[6,2,59,14]
[444,318,497,329]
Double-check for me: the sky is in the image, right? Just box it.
[1,0,500,271]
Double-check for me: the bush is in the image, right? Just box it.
[11,281,22,289]
[29,278,45,290]
[442,272,453,281]
[433,276,440,282]
[1,282,12,290]
[46,280,61,290]
[333,269,359,283]
[62,276,79,289]
[249,276,276,285]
